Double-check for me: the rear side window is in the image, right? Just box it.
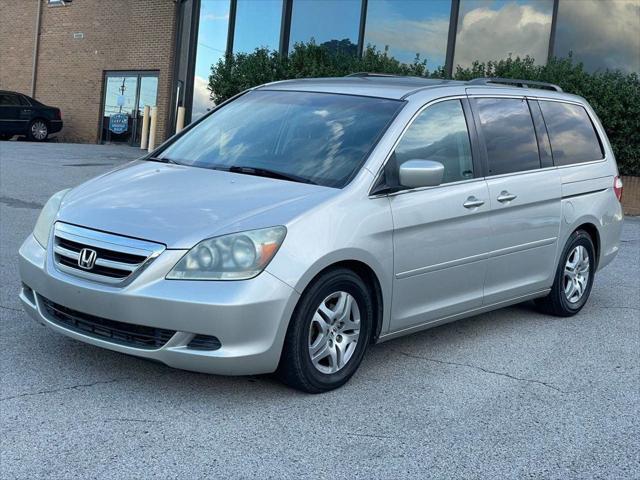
[538,101,604,165]
[474,98,540,175]
[393,99,474,184]
[0,93,22,106]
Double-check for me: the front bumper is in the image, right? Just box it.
[18,234,300,375]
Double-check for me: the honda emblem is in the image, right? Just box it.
[78,248,97,270]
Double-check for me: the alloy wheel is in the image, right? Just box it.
[563,245,590,303]
[31,121,48,141]
[308,291,360,374]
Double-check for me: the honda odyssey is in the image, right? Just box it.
[19,75,624,392]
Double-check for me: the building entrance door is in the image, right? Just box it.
[101,71,158,146]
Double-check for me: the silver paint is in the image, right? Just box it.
[18,77,624,375]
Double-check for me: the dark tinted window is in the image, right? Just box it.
[159,90,403,188]
[475,98,540,175]
[394,100,473,184]
[0,93,21,106]
[539,101,604,165]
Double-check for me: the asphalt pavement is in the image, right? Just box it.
[1,142,638,479]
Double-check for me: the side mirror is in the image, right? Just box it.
[398,160,444,189]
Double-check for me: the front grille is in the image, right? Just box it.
[52,222,164,285]
[40,296,176,349]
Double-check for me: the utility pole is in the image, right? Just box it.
[119,79,126,113]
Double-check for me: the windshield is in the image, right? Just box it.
[158,90,403,188]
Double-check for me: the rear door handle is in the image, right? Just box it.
[463,196,485,209]
[497,191,517,203]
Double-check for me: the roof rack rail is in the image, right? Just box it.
[468,77,563,92]
[345,72,400,78]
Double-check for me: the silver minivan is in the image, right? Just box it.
[19,76,624,392]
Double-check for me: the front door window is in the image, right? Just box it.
[101,72,158,145]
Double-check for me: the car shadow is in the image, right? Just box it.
[43,300,553,401]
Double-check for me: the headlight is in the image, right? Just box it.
[33,189,70,248]
[167,226,287,280]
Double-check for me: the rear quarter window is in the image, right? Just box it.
[538,101,604,165]
[474,97,541,176]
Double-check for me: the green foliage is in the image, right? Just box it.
[207,43,434,104]
[208,44,640,175]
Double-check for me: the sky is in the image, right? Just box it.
[553,0,640,73]
[193,0,230,118]
[364,0,451,67]
[454,0,554,67]
[289,0,361,46]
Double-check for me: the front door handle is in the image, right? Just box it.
[497,191,517,203]
[463,196,485,209]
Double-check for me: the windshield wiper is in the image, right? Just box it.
[146,156,177,164]
[227,166,317,185]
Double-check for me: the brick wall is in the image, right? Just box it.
[621,176,640,216]
[0,1,39,94]
[0,0,177,144]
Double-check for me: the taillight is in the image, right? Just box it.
[55,109,62,120]
[613,176,623,201]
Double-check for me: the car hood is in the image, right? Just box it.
[58,161,337,248]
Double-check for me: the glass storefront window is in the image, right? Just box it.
[234,0,283,53]
[289,0,361,54]
[553,0,639,73]
[364,0,451,69]
[101,73,158,146]
[454,0,553,69]
[192,0,230,119]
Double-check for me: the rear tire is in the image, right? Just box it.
[27,119,49,142]
[536,230,596,317]
[277,268,373,393]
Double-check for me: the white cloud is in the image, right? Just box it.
[366,17,450,63]
[202,13,229,22]
[192,75,215,119]
[454,2,553,68]
[554,0,639,72]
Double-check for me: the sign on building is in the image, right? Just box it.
[109,113,129,134]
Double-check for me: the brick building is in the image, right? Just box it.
[0,0,178,144]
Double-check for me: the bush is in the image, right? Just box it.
[208,44,639,176]
[207,43,434,103]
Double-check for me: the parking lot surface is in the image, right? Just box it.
[1,142,638,479]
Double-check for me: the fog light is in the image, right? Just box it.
[187,334,222,351]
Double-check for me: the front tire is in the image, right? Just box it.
[28,119,49,142]
[278,268,373,393]
[536,230,596,317]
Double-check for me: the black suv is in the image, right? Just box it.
[0,90,63,142]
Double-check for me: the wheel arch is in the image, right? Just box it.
[572,221,601,269]
[29,116,49,126]
[290,256,387,343]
